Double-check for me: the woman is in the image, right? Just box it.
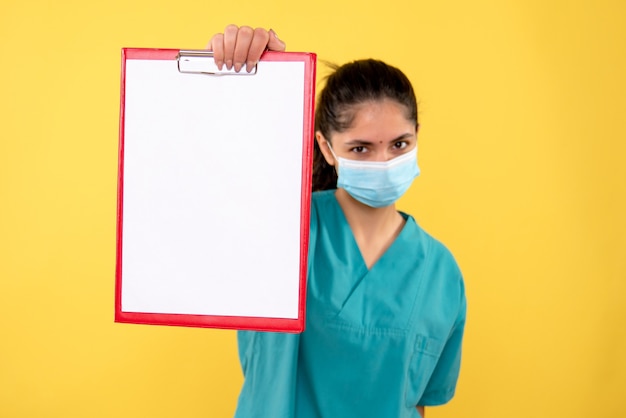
[209,25,466,418]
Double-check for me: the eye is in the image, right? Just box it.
[393,141,408,150]
[350,146,367,153]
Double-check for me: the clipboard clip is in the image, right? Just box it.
[177,50,258,75]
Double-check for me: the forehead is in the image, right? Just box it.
[337,99,416,139]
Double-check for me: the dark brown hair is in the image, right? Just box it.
[312,59,419,191]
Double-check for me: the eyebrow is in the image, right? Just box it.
[344,133,415,146]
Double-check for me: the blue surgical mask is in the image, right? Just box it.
[328,146,420,208]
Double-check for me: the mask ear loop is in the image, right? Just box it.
[325,143,340,175]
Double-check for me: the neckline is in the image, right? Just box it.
[329,190,414,272]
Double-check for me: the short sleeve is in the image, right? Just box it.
[307,192,320,277]
[234,331,301,418]
[418,279,467,406]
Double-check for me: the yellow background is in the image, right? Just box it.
[1,0,625,417]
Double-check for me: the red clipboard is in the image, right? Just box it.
[116,48,316,332]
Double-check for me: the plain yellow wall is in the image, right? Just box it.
[1,0,625,417]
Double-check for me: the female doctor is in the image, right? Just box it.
[208,25,467,418]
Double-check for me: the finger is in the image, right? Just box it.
[245,28,270,72]
[233,25,254,72]
[223,24,239,70]
[267,29,286,52]
[208,33,225,70]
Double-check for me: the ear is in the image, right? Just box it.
[315,131,336,166]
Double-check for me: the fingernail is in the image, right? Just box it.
[269,29,281,41]
[234,62,243,72]
[216,60,224,70]
[226,60,233,70]
[245,61,256,73]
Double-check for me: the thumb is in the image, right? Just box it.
[267,29,286,51]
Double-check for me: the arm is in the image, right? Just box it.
[417,406,425,417]
[207,24,286,73]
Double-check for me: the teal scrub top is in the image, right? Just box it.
[235,190,466,418]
